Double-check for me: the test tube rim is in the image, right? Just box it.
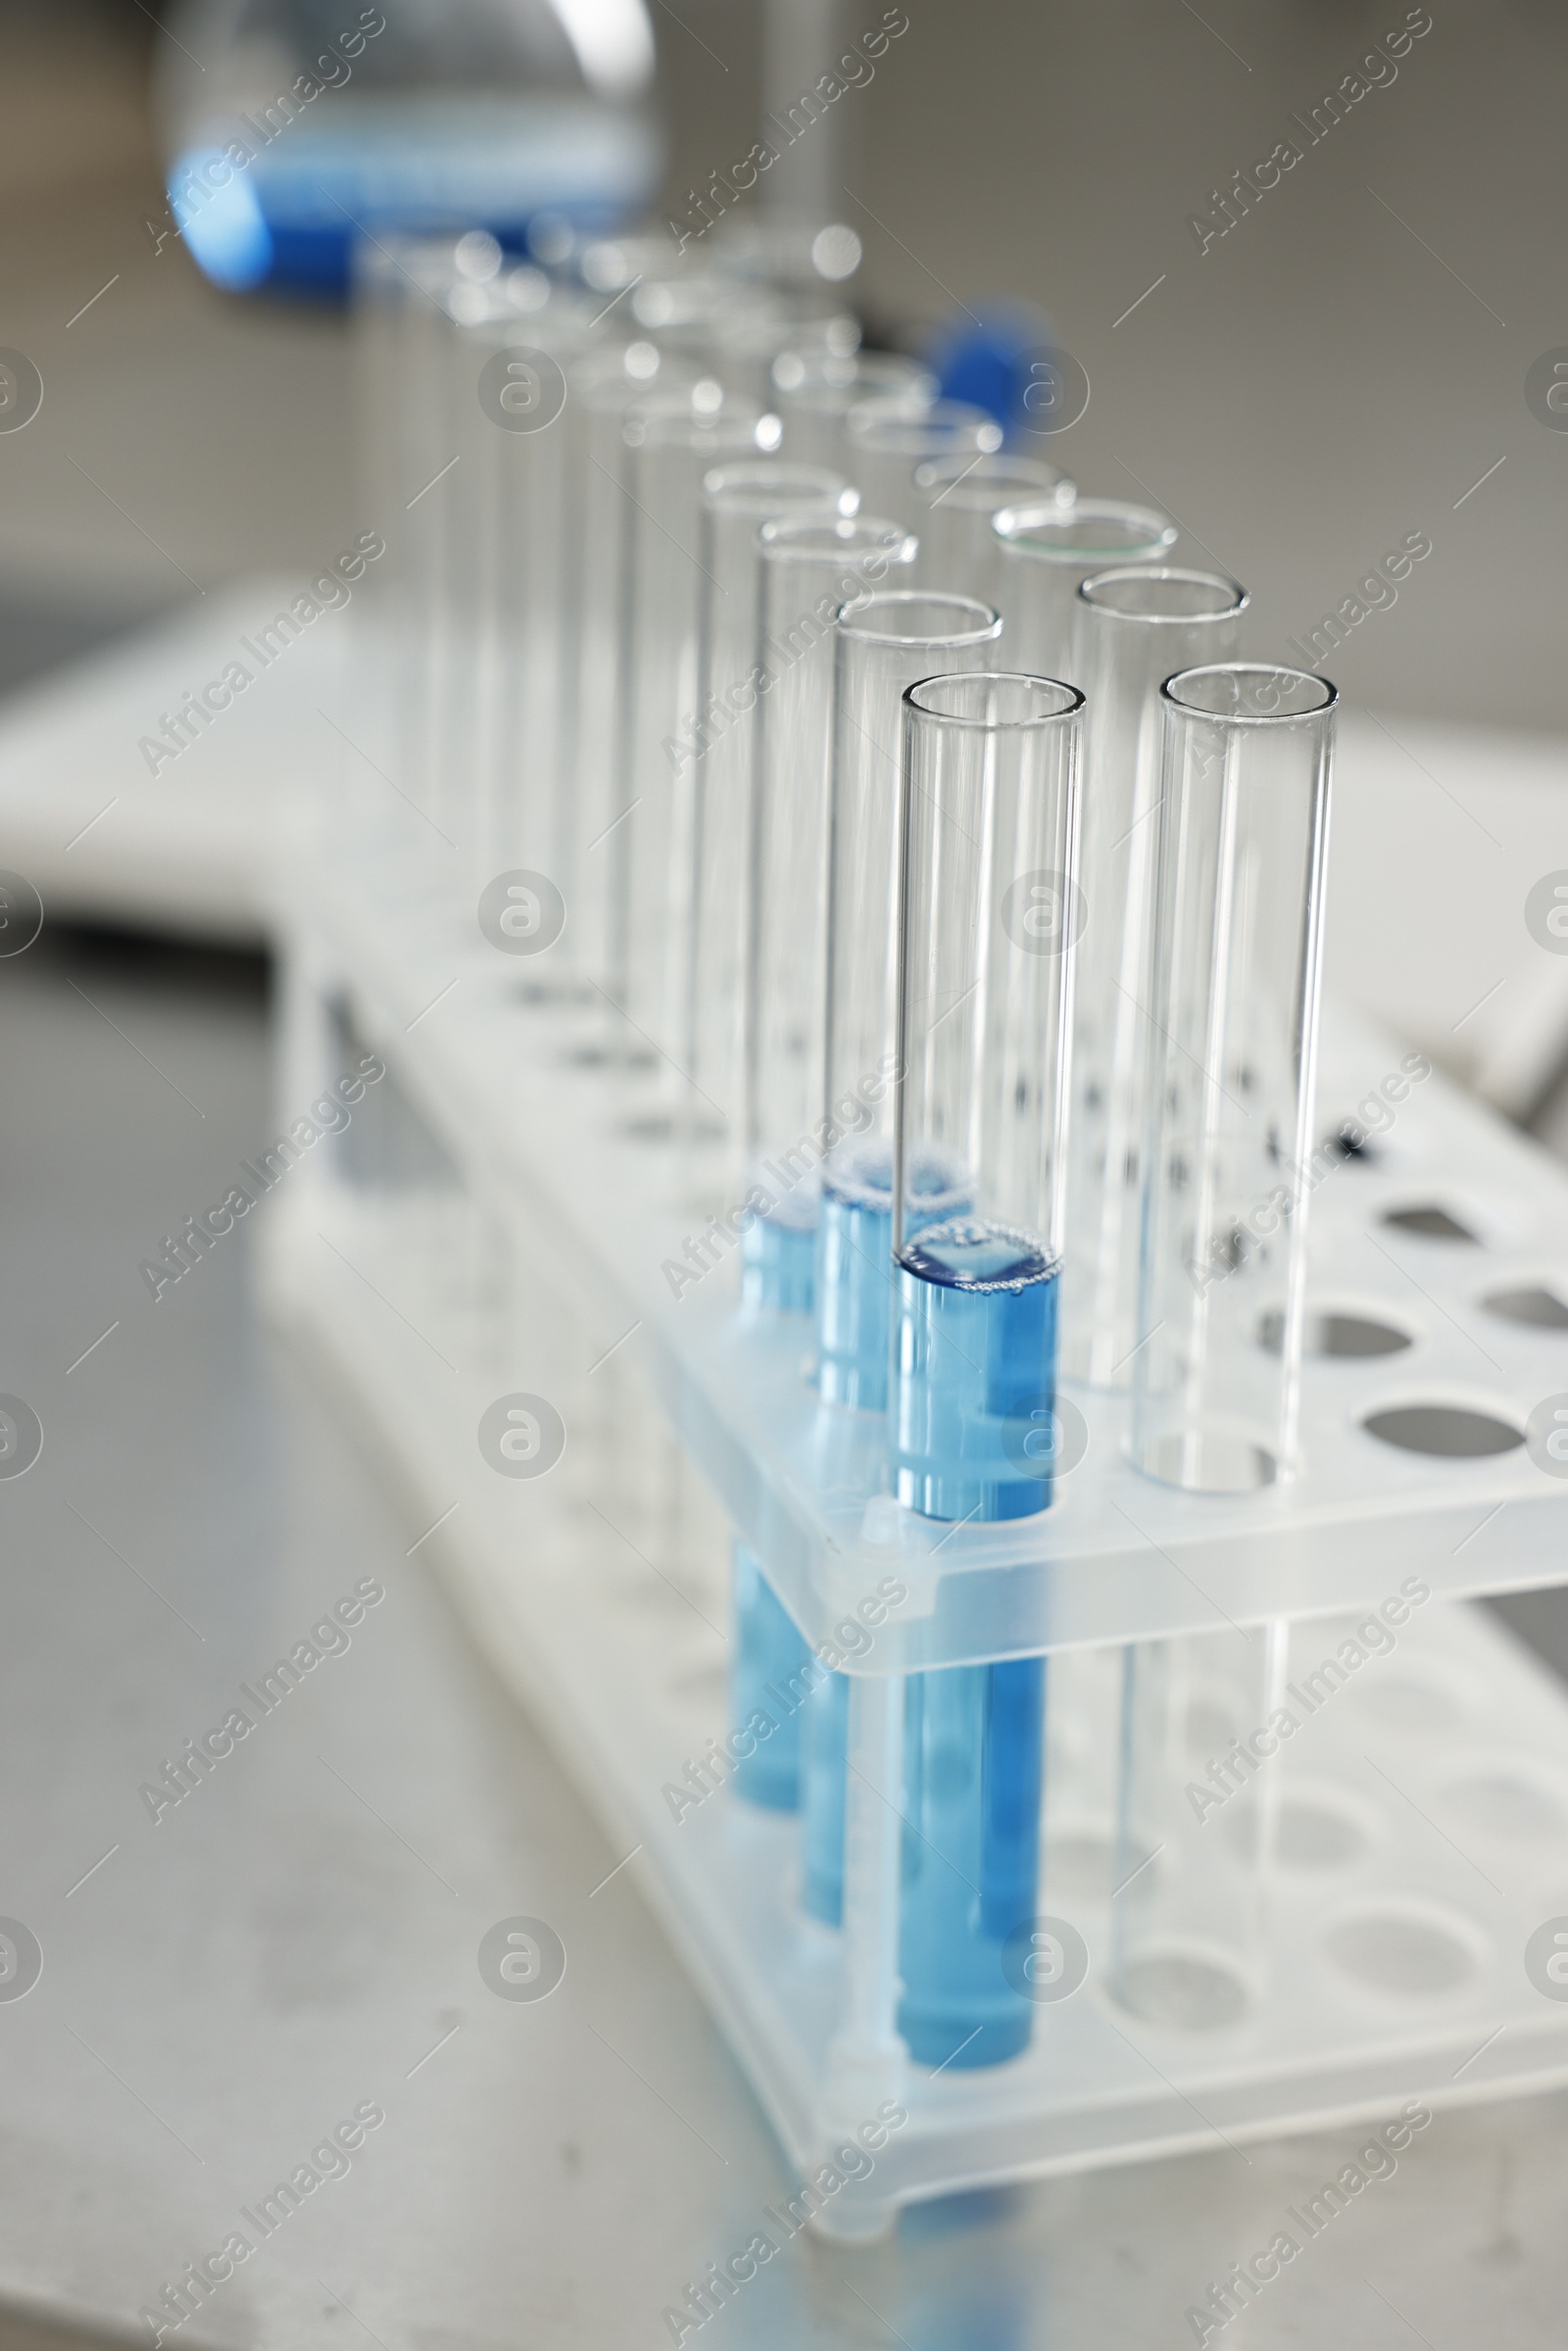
[1162,661,1339,727]
[904,670,1085,730]
[912,453,1071,513]
[845,397,1005,457]
[757,514,916,568]
[701,461,855,520]
[1078,565,1250,624]
[835,587,1003,651]
[993,496,1178,565]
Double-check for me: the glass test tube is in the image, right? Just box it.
[563,342,697,1011]
[802,593,1003,1927]
[992,498,1178,675]
[1130,663,1337,1492]
[815,594,1004,1417]
[891,673,1083,2069]
[618,391,775,1078]
[772,350,936,471]
[846,399,1004,534]
[1062,569,1249,1389]
[728,515,916,1815]
[910,453,1073,603]
[688,463,856,1187]
[1109,1620,1289,2029]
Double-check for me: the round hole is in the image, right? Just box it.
[1484,1285,1568,1332]
[1258,1309,1412,1358]
[1347,1668,1470,1738]
[1324,1906,1480,1996]
[1362,1404,1524,1457]
[1186,1695,1237,1758]
[1133,1429,1276,1493]
[1270,1789,1371,1873]
[1047,1825,1117,1900]
[1438,1768,1568,1844]
[1381,1205,1478,1243]
[1110,1946,1252,2032]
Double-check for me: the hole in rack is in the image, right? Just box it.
[1109,1947,1252,2032]
[1483,1284,1568,1331]
[1381,1205,1479,1243]
[1324,1905,1480,1997]
[1437,1767,1568,1844]
[1048,1824,1119,1900]
[1268,1788,1372,1873]
[1362,1404,1523,1457]
[1258,1308,1412,1358]
[1131,1429,1277,1493]
[1347,1665,1472,1738]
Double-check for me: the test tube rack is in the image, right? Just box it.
[260,826,1568,2236]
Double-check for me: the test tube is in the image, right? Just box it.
[891,672,1083,2068]
[688,462,856,1185]
[772,350,936,470]
[816,594,1004,1417]
[846,399,1004,534]
[727,514,916,1817]
[1062,569,1250,1389]
[1109,1620,1289,2028]
[563,342,697,1010]
[910,453,1073,603]
[1129,663,1337,1492]
[618,391,776,1079]
[992,498,1177,674]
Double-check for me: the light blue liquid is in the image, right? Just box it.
[741,1207,816,1315]
[893,1220,1060,1523]
[730,1544,809,1811]
[816,1145,969,1412]
[892,1217,1057,2067]
[899,1657,1045,2067]
[801,1668,850,1922]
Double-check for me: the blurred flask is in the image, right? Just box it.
[156,0,662,296]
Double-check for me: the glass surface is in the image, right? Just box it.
[772,349,937,469]
[730,1544,809,1811]
[1129,663,1337,1492]
[1062,569,1249,1388]
[992,498,1178,673]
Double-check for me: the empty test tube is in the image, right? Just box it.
[992,498,1177,674]
[771,349,937,470]
[910,453,1072,599]
[618,390,777,1076]
[890,672,1083,2067]
[1062,569,1249,1388]
[1130,664,1337,1492]
[688,462,856,1185]
[846,398,1004,533]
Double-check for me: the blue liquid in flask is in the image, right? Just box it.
[892,1216,1057,2066]
[817,1144,969,1412]
[742,1204,816,1315]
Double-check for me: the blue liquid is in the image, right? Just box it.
[893,1220,1060,1523]
[801,1668,850,1922]
[899,1658,1045,2067]
[891,1217,1057,2068]
[817,1145,969,1411]
[730,1544,811,1811]
[742,1207,816,1314]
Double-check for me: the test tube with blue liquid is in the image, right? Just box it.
[727,514,917,1812]
[890,670,1083,2066]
